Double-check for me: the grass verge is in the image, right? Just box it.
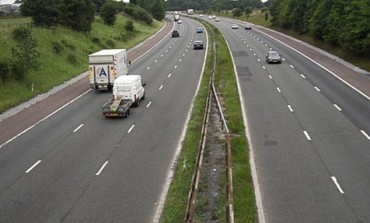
[0,16,163,114]
[160,19,256,223]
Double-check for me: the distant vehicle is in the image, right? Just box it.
[231,24,238,29]
[172,30,180,38]
[212,15,216,19]
[266,50,282,64]
[208,16,212,19]
[245,24,252,30]
[174,14,180,21]
[196,27,203,33]
[193,40,204,50]
[177,19,182,24]
[88,49,129,90]
[102,75,146,117]
[174,12,180,21]
[215,18,220,22]
[187,9,194,15]
[199,14,203,18]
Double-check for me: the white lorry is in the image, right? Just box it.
[174,11,180,21]
[187,9,194,15]
[102,75,146,118]
[88,49,129,90]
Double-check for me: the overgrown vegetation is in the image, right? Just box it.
[161,19,256,223]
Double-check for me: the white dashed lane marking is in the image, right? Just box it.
[25,160,42,173]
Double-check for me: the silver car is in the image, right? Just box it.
[266,50,282,64]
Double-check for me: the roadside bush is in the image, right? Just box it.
[0,61,11,82]
[124,20,134,31]
[10,63,28,81]
[66,54,77,65]
[106,39,115,48]
[52,41,64,54]
[61,40,76,51]
[232,8,243,17]
[91,37,103,47]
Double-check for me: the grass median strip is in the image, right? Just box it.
[160,19,256,223]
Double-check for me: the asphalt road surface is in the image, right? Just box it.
[0,16,207,223]
[208,17,370,223]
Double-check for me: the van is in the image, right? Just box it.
[113,75,145,106]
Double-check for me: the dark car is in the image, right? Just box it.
[244,24,252,30]
[193,40,204,49]
[266,50,282,64]
[196,27,203,33]
[172,30,180,38]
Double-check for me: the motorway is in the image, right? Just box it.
[0,17,207,222]
[208,17,370,222]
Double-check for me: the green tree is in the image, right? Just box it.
[151,0,166,20]
[61,0,96,32]
[100,1,117,25]
[11,27,39,80]
[232,8,243,17]
[20,0,62,27]
[93,0,107,12]
[244,6,252,18]
[339,0,370,55]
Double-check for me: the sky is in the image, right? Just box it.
[0,0,15,4]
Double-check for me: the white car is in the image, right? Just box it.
[208,16,212,19]
[177,19,182,24]
[215,18,220,22]
[231,24,238,29]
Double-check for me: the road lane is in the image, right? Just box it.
[0,17,207,222]
[213,18,369,222]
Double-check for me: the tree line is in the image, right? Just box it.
[166,0,263,12]
[20,0,166,32]
[269,0,370,56]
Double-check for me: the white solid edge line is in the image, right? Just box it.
[225,34,266,223]
[303,130,312,141]
[331,176,345,194]
[73,124,84,133]
[152,23,209,223]
[146,101,152,108]
[0,89,91,149]
[95,161,108,176]
[254,27,370,102]
[25,160,42,173]
[127,125,135,134]
[360,130,370,140]
[333,104,342,111]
